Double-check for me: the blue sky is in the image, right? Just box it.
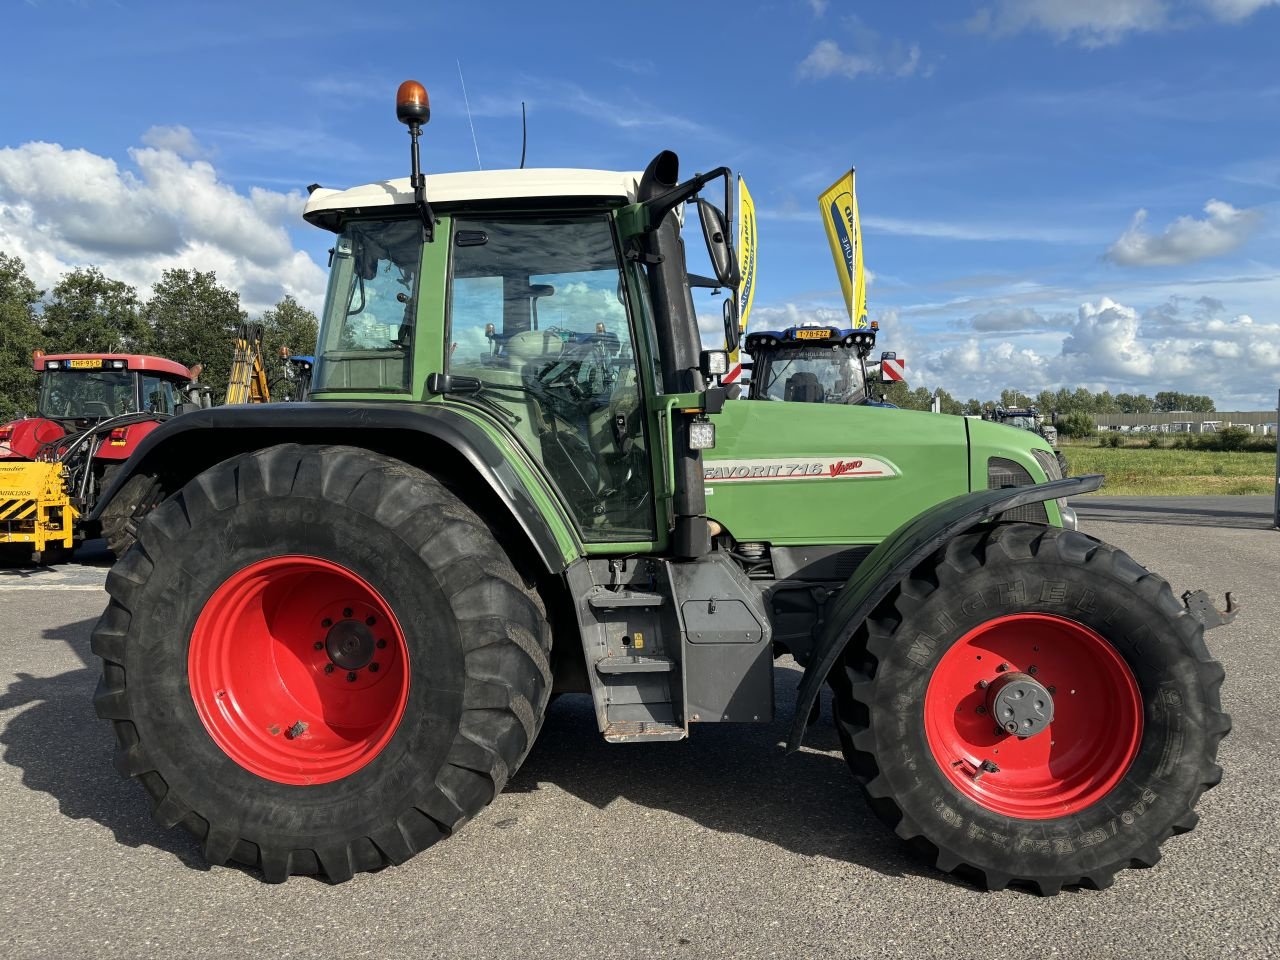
[1,0,1277,406]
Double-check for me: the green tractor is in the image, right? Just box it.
[89,81,1231,892]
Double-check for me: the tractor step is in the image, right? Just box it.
[587,589,666,609]
[602,720,687,743]
[595,655,675,674]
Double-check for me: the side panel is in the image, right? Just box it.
[703,400,968,544]
[785,475,1104,753]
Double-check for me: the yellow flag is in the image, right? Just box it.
[818,169,868,328]
[725,175,757,383]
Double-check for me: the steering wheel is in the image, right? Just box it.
[83,401,113,417]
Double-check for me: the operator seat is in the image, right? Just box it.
[784,372,824,403]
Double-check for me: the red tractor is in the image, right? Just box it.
[0,352,200,561]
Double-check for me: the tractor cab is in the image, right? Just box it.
[0,353,194,462]
[743,324,883,405]
[35,353,192,425]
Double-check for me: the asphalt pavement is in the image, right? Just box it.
[0,502,1276,959]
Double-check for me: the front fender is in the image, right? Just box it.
[786,474,1104,753]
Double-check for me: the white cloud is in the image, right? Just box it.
[1200,0,1279,19]
[798,21,926,81]
[798,40,879,79]
[806,0,828,15]
[969,0,1280,45]
[746,295,1279,407]
[140,125,205,158]
[1106,200,1263,266]
[968,306,1056,331]
[0,137,326,313]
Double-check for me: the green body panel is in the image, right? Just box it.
[703,400,972,544]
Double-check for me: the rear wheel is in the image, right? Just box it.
[92,444,552,882]
[830,522,1229,893]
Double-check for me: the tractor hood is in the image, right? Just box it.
[703,401,971,546]
[0,417,67,461]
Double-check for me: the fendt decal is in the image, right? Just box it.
[704,456,899,482]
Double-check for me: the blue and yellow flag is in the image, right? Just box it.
[818,169,868,328]
[725,175,757,383]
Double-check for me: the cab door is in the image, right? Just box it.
[443,213,659,546]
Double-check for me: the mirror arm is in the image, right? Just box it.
[644,166,733,230]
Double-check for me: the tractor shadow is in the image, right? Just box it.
[510,667,968,889]
[0,616,208,871]
[1,619,966,889]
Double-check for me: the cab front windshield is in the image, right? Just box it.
[757,346,868,404]
[38,370,136,420]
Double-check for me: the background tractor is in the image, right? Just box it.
[743,323,897,406]
[88,80,1230,893]
[985,405,1069,475]
[0,351,201,561]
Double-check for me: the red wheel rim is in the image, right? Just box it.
[189,556,410,785]
[923,613,1142,819]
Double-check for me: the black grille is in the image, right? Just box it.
[988,457,1048,523]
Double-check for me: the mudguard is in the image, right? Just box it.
[786,474,1104,753]
[89,402,574,573]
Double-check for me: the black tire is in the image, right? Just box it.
[92,443,553,882]
[1055,451,1070,477]
[98,467,161,557]
[829,522,1228,894]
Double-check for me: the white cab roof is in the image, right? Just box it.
[304,168,642,220]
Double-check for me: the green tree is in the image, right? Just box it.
[935,388,964,416]
[144,269,246,402]
[41,266,149,354]
[1059,411,1095,439]
[259,295,319,400]
[0,252,45,420]
[962,398,983,416]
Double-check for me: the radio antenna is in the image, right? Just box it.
[457,59,482,170]
[519,101,527,169]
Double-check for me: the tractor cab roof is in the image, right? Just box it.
[303,168,644,230]
[36,353,192,379]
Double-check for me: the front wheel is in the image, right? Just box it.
[830,523,1229,893]
[92,444,552,882]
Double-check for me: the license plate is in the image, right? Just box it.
[796,329,831,340]
[68,359,102,369]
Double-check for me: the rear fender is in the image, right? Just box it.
[786,474,1104,753]
[90,402,578,575]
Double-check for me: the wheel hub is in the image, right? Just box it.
[987,672,1054,738]
[326,619,376,670]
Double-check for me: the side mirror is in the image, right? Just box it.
[722,298,741,353]
[697,199,740,289]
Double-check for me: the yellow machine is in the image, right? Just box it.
[225,323,272,404]
[0,460,78,557]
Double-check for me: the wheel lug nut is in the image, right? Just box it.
[976,705,986,715]
[996,663,1009,673]
[322,618,332,628]
[977,679,989,689]
[376,639,387,649]
[346,671,358,682]
[368,662,379,673]
[324,664,334,674]
[343,608,353,618]
[366,616,376,626]
[313,641,323,650]
[1028,665,1038,675]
